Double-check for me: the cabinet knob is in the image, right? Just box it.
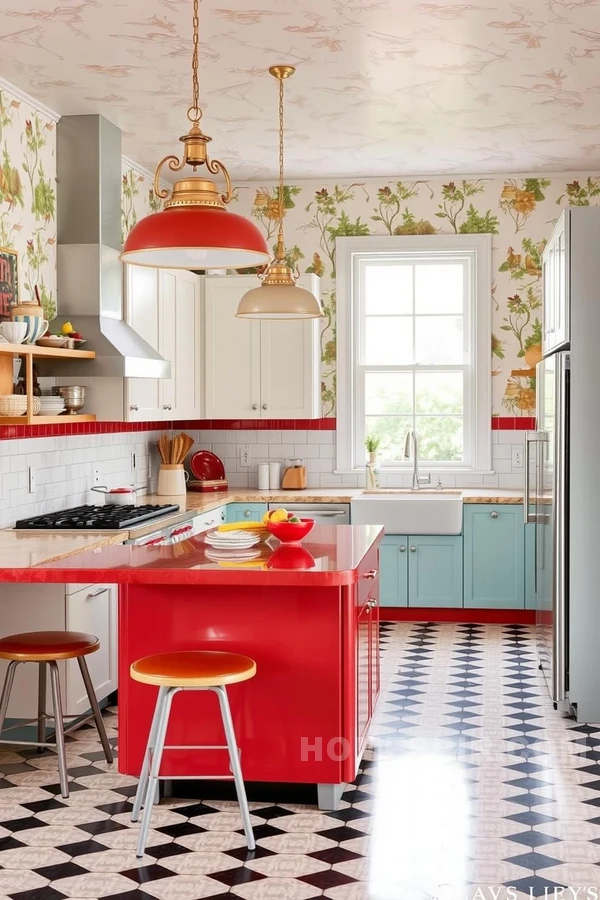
[410,546,416,552]
[262,404,268,410]
[399,545,406,553]
[163,404,172,411]
[362,569,378,580]
[491,511,498,518]
[244,510,252,518]
[252,404,258,410]
[130,404,139,411]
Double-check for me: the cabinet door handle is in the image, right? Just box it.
[362,569,378,580]
[399,545,406,553]
[491,511,498,518]
[410,546,416,552]
[252,404,258,410]
[163,404,172,411]
[262,404,268,410]
[130,404,139,411]
[86,587,109,599]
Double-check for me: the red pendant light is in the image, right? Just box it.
[120,0,270,270]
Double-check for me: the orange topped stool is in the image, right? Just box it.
[0,631,113,798]
[130,650,256,858]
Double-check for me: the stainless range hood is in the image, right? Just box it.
[50,115,170,379]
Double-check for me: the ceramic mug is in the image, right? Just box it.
[0,321,28,344]
[157,465,189,496]
[12,315,49,344]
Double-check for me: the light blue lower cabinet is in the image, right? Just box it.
[225,503,268,524]
[379,534,462,607]
[379,535,409,607]
[463,505,525,609]
[408,536,463,608]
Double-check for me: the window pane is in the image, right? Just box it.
[415,316,463,364]
[365,265,412,315]
[415,264,463,314]
[415,372,463,415]
[365,373,413,415]
[416,417,463,462]
[365,317,413,364]
[365,416,412,461]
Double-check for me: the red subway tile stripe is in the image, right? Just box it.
[1,415,534,441]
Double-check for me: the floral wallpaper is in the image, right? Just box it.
[0,84,56,321]
[230,175,600,417]
[121,158,162,245]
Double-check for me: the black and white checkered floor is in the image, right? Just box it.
[0,623,599,899]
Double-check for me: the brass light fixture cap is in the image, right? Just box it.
[269,65,295,80]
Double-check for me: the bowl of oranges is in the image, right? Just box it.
[264,508,315,544]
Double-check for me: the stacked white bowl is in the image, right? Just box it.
[39,394,66,415]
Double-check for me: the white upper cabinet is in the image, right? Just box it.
[204,275,321,419]
[543,211,570,355]
[125,265,202,421]
[125,264,162,421]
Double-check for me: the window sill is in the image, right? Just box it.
[336,469,496,477]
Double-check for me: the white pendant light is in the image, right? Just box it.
[236,66,322,319]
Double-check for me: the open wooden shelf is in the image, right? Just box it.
[0,414,96,426]
[511,368,536,377]
[0,342,96,425]
[0,343,95,359]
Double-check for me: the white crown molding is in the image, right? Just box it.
[0,76,60,123]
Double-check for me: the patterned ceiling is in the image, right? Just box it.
[1,0,600,179]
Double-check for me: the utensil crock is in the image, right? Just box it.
[157,465,189,496]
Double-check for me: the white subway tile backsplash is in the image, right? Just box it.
[293,444,320,458]
[498,473,525,489]
[281,430,306,444]
[0,423,528,526]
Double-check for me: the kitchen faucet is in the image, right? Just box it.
[404,430,431,491]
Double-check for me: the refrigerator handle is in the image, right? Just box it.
[524,431,547,524]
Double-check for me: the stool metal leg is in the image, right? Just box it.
[37,663,47,751]
[48,661,69,799]
[214,685,255,851]
[132,685,167,823]
[0,661,20,737]
[136,686,175,858]
[77,657,113,764]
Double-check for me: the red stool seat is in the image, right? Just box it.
[0,631,99,662]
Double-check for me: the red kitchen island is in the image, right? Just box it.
[0,524,383,810]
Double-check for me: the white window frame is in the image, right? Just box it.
[336,234,492,474]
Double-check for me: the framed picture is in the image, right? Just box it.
[0,247,18,319]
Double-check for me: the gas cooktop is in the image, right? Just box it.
[15,504,180,531]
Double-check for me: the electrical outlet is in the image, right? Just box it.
[240,445,251,467]
[511,446,523,469]
[93,467,102,485]
[28,466,36,494]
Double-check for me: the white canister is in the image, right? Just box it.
[258,463,269,490]
[157,464,189,496]
[269,461,281,490]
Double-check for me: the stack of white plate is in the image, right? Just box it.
[205,548,261,562]
[39,396,66,415]
[204,530,261,550]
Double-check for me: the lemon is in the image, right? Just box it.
[270,508,288,523]
[61,321,74,335]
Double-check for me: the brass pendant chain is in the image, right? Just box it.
[278,73,285,239]
[188,0,201,124]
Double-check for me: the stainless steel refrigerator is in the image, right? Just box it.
[526,353,569,713]
[526,206,600,723]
